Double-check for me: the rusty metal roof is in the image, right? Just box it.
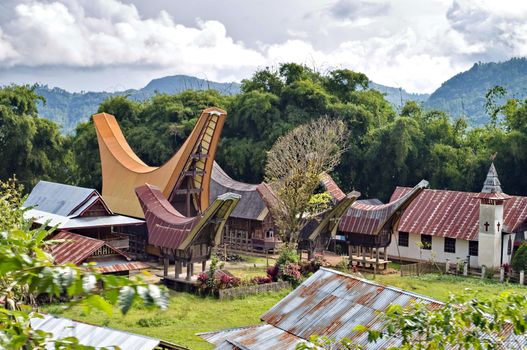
[199,324,308,350]
[203,268,527,349]
[392,187,527,240]
[339,180,428,235]
[261,268,441,349]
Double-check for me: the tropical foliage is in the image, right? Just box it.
[3,63,527,202]
[0,179,168,349]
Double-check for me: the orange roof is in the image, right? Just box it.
[93,108,227,218]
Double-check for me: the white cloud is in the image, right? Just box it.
[0,0,526,93]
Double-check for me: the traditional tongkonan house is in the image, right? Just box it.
[23,181,144,251]
[388,163,527,269]
[49,231,149,275]
[135,184,240,282]
[339,180,429,271]
[93,107,228,256]
[209,162,281,253]
[298,190,360,260]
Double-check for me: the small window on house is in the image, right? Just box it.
[469,240,478,256]
[421,234,432,250]
[444,237,456,253]
[266,229,274,238]
[398,232,409,247]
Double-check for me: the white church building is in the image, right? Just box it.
[387,163,527,269]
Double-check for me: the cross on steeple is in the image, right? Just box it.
[484,221,490,231]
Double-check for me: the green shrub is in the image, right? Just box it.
[277,246,299,266]
[136,316,172,327]
[512,243,527,272]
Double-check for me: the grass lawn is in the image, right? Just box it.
[43,289,290,350]
[363,273,527,301]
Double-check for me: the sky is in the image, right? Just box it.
[0,0,526,93]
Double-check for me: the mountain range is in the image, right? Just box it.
[25,58,527,132]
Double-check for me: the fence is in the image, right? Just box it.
[400,262,445,276]
[218,281,291,300]
[399,261,527,286]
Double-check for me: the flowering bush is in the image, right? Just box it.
[217,273,241,289]
[282,263,302,285]
[252,276,272,284]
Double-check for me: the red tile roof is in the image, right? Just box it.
[339,180,428,235]
[391,187,527,240]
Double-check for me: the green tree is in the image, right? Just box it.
[0,178,168,348]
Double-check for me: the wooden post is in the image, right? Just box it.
[362,246,366,268]
[190,263,194,276]
[500,267,505,283]
[520,270,525,285]
[481,265,486,279]
[163,257,169,277]
[202,260,207,272]
[383,247,387,261]
[175,262,182,279]
[463,262,468,276]
[375,248,379,274]
[186,264,192,281]
[445,259,450,274]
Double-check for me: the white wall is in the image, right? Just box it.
[387,232,478,267]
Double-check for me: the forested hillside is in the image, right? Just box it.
[34,75,241,133]
[426,58,527,125]
[31,76,423,133]
[3,63,527,202]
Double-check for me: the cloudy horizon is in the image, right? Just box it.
[0,0,526,93]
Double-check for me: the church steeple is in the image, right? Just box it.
[481,162,503,193]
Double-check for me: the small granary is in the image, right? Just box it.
[200,267,527,349]
[135,183,240,281]
[210,162,281,253]
[298,190,360,260]
[49,231,148,275]
[32,314,187,350]
[338,180,429,271]
[388,163,527,268]
[23,181,144,251]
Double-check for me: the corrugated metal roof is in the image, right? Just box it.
[210,162,267,220]
[50,231,106,265]
[261,268,441,349]
[339,180,428,235]
[320,173,346,202]
[24,181,97,216]
[392,187,527,240]
[136,184,240,250]
[204,268,527,350]
[95,260,150,274]
[31,314,185,350]
[199,324,308,350]
[24,209,144,230]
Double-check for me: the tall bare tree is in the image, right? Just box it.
[265,117,348,246]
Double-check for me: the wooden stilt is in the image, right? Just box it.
[175,262,182,278]
[190,263,194,277]
[163,256,169,277]
[375,248,380,274]
[362,246,366,268]
[202,260,207,272]
[186,264,191,281]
